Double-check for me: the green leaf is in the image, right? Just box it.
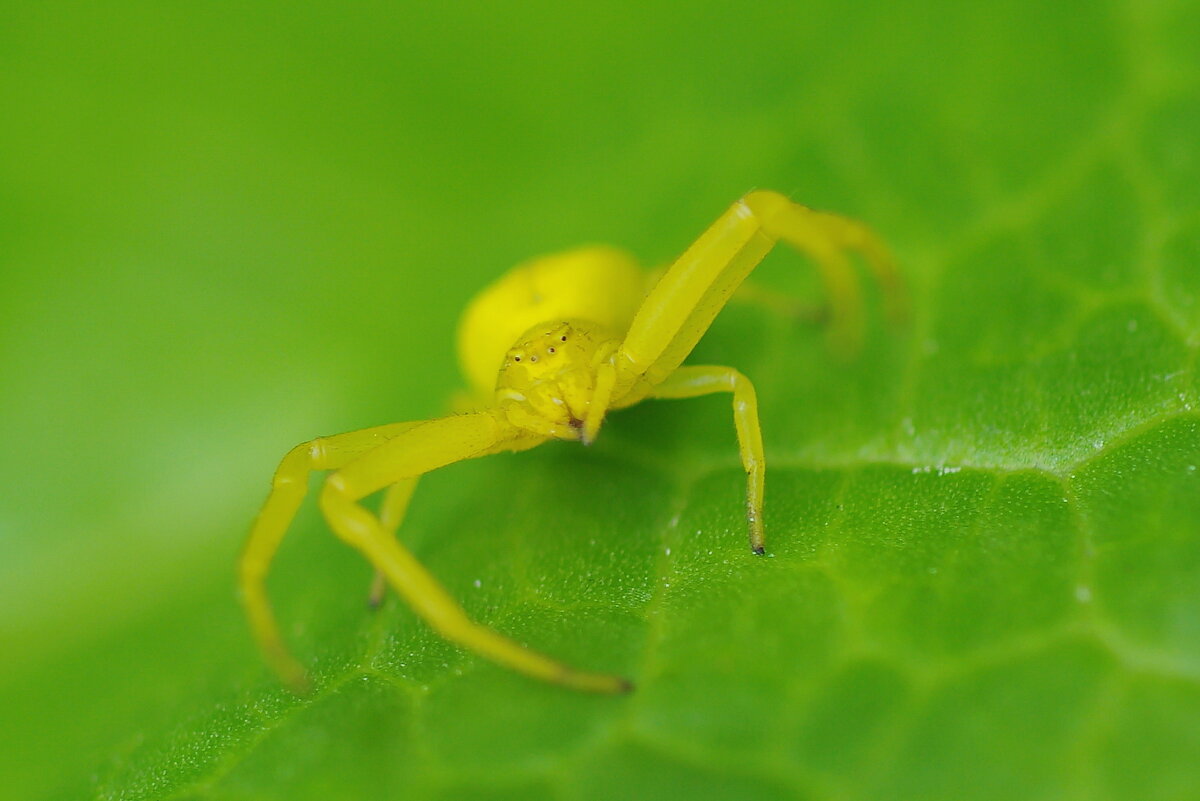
[1,1,1198,800]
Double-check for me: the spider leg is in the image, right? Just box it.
[366,389,514,606]
[805,208,907,325]
[730,279,831,325]
[367,477,420,608]
[647,366,766,554]
[319,410,632,694]
[577,191,898,542]
[646,264,828,323]
[240,421,422,692]
[615,190,897,394]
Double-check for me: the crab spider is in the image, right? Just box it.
[240,190,901,694]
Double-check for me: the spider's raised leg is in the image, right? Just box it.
[586,191,899,438]
[319,410,632,694]
[648,366,766,553]
[804,207,906,325]
[240,421,422,691]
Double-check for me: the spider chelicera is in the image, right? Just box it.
[240,190,901,694]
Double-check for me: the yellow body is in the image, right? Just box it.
[456,246,645,400]
[240,191,902,694]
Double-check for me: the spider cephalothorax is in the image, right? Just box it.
[241,190,901,694]
[495,320,617,440]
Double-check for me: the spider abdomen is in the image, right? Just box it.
[456,246,646,398]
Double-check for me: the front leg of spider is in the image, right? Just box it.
[316,410,633,694]
[584,190,893,554]
[645,365,766,553]
[240,420,424,692]
[244,406,632,694]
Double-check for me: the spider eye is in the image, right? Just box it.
[547,347,556,354]
[513,356,521,362]
[529,355,538,363]
[560,335,567,342]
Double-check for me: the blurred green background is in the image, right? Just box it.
[2,1,1199,799]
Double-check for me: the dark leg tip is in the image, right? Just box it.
[752,545,766,555]
[617,677,636,694]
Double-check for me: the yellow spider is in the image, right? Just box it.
[239,190,900,695]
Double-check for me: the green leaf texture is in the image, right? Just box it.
[1,1,1197,799]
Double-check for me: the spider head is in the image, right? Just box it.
[495,320,616,440]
